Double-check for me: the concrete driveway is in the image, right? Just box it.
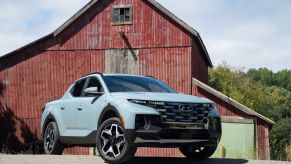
[0,155,290,164]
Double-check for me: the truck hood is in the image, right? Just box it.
[110,92,213,104]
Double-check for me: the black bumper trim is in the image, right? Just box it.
[133,137,219,147]
[125,116,222,147]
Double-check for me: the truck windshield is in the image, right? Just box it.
[102,76,177,93]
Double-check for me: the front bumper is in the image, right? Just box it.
[125,116,222,147]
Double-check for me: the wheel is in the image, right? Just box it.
[43,122,64,154]
[96,117,136,164]
[179,145,217,159]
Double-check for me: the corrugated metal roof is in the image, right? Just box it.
[0,0,213,67]
[192,78,275,124]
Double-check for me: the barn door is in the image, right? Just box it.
[105,49,139,74]
[213,120,256,159]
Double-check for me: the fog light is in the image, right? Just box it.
[135,115,161,130]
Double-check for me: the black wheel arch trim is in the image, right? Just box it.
[42,113,57,139]
[97,104,122,128]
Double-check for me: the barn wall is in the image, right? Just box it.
[257,119,271,160]
[0,0,210,155]
[139,47,192,94]
[192,83,271,159]
[50,0,192,51]
[191,39,209,84]
[135,147,183,157]
[0,50,104,154]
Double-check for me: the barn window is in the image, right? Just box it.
[112,5,133,25]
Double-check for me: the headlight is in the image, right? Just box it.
[128,99,147,104]
[128,99,165,106]
[209,104,220,117]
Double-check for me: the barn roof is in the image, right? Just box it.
[192,78,275,125]
[0,0,213,67]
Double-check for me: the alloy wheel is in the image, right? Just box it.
[100,123,126,158]
[44,124,55,153]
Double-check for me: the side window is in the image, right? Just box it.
[82,77,104,97]
[71,79,86,97]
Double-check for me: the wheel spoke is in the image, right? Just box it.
[101,137,110,152]
[112,144,120,157]
[44,125,55,153]
[116,127,124,138]
[101,130,111,139]
[115,141,125,150]
[45,141,49,150]
[104,146,114,155]
[99,123,127,158]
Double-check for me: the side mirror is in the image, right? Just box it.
[83,87,104,95]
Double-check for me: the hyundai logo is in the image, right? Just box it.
[179,105,192,113]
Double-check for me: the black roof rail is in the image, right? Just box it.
[146,76,157,79]
[85,72,103,77]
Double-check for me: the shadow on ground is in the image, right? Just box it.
[127,157,249,164]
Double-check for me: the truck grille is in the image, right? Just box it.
[156,102,210,124]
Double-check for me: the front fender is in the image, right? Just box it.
[41,104,66,137]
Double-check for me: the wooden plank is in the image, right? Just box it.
[105,49,139,75]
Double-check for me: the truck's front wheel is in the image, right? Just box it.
[43,122,64,155]
[96,117,136,163]
[179,145,217,159]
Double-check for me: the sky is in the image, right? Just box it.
[0,0,290,71]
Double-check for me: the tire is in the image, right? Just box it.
[43,122,64,155]
[96,117,136,164]
[179,145,217,159]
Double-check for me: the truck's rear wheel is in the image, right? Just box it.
[179,145,217,159]
[96,117,136,163]
[43,122,64,155]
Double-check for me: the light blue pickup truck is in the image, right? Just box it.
[41,73,221,163]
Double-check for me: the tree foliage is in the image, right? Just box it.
[209,63,291,161]
[270,118,291,161]
[247,68,291,92]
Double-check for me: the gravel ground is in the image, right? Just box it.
[0,155,290,164]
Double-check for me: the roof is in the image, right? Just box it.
[192,78,275,124]
[0,0,213,67]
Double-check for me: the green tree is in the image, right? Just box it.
[273,69,291,92]
[247,68,274,86]
[209,63,291,161]
[270,118,291,161]
[247,68,291,92]
[209,63,269,113]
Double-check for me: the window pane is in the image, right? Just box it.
[125,8,130,16]
[112,14,119,23]
[120,15,125,22]
[82,77,104,97]
[120,8,125,16]
[112,8,119,23]
[125,15,130,22]
[72,79,86,97]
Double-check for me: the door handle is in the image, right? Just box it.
[77,105,83,111]
[60,105,65,110]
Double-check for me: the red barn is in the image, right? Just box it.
[0,0,273,159]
